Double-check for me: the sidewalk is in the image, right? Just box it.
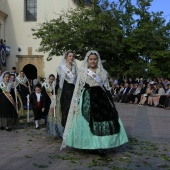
[0,103,170,170]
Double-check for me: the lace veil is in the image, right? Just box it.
[56,51,78,90]
[42,74,56,92]
[0,71,13,92]
[61,50,111,149]
[0,71,9,82]
[15,72,30,90]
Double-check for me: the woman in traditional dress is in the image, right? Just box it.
[61,50,128,152]
[0,71,18,131]
[10,74,24,116]
[15,71,31,109]
[57,51,78,128]
[47,51,78,137]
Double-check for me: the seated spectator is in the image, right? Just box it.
[119,83,130,103]
[123,78,128,84]
[139,78,144,85]
[114,84,124,102]
[132,83,147,104]
[148,84,165,106]
[164,93,170,108]
[128,77,135,84]
[127,84,137,103]
[160,77,167,87]
[149,78,155,85]
[153,84,158,93]
[147,84,158,106]
[130,84,142,104]
[111,84,115,96]
[158,84,170,108]
[164,96,170,110]
[154,77,159,84]
[135,78,139,84]
[165,79,170,86]
[112,84,120,99]
[138,84,154,106]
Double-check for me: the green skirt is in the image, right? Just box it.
[66,88,128,149]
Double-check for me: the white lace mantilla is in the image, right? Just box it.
[56,52,78,90]
[16,76,28,84]
[57,64,78,89]
[42,82,53,92]
[15,74,30,91]
[85,74,99,87]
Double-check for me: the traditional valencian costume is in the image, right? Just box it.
[9,76,24,117]
[42,74,56,125]
[43,75,63,136]
[61,50,128,150]
[0,72,18,130]
[56,52,78,128]
[15,72,31,108]
[47,51,78,137]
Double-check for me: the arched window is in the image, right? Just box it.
[25,0,37,21]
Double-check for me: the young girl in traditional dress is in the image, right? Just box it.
[0,71,18,131]
[42,74,56,125]
[29,84,45,129]
[15,71,31,109]
[44,74,62,136]
[61,50,128,153]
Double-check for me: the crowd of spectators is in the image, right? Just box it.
[110,77,170,110]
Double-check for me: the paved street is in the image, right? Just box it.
[0,103,170,170]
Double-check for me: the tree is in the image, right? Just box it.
[32,1,122,60]
[130,0,170,78]
[32,0,170,78]
[72,0,93,6]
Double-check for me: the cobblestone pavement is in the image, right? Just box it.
[0,103,170,170]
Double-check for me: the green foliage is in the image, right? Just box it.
[150,51,170,78]
[32,0,170,78]
[72,0,96,6]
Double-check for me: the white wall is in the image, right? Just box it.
[2,0,81,77]
[0,0,6,40]
[0,18,5,40]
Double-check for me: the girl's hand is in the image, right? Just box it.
[42,108,45,112]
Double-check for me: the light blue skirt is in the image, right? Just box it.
[46,89,64,137]
[66,89,128,149]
